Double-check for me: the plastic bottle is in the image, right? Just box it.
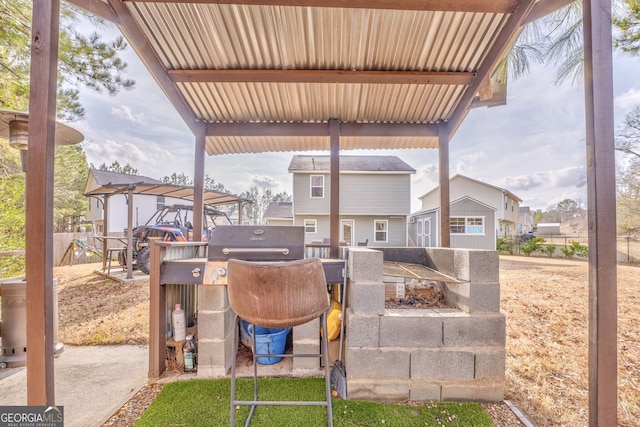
[172,304,186,342]
[183,335,196,371]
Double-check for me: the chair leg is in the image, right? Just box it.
[245,323,259,426]
[230,315,239,427]
[321,311,334,427]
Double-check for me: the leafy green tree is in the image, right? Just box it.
[96,160,139,175]
[54,145,90,231]
[614,0,640,55]
[0,0,134,119]
[0,174,26,277]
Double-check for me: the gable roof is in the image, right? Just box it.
[411,195,496,215]
[418,174,522,202]
[288,155,416,173]
[264,201,293,220]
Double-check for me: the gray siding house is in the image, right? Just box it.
[264,201,294,226]
[409,197,497,250]
[289,155,415,246]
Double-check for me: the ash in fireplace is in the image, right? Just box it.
[385,279,451,309]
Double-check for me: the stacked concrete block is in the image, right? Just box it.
[196,283,235,378]
[292,318,323,375]
[345,247,505,403]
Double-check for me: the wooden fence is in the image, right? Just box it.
[54,232,126,266]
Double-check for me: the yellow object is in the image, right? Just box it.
[326,299,343,341]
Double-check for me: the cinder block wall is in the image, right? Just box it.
[345,247,505,402]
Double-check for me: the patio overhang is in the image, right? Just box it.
[27,1,617,425]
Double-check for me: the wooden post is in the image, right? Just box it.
[126,186,134,279]
[329,119,340,259]
[438,122,450,248]
[26,0,60,405]
[102,195,110,271]
[148,240,167,378]
[193,125,206,239]
[583,0,618,425]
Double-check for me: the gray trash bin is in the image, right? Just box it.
[0,277,61,368]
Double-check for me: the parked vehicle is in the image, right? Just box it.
[519,232,536,242]
[118,204,232,274]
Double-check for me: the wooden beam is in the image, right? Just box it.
[26,0,59,405]
[193,126,206,240]
[446,0,538,139]
[329,119,340,259]
[64,0,118,22]
[523,0,576,25]
[438,122,450,248]
[168,69,475,86]
[105,0,204,137]
[122,0,519,13]
[583,0,618,425]
[148,241,167,379]
[206,122,439,137]
[126,186,134,279]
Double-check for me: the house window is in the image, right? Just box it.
[304,219,317,233]
[310,175,324,198]
[374,220,388,242]
[157,196,165,210]
[450,217,485,235]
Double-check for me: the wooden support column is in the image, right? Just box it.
[329,119,340,259]
[438,122,450,248]
[193,125,206,239]
[26,0,60,405]
[102,195,109,271]
[583,0,618,425]
[148,240,167,378]
[126,186,134,279]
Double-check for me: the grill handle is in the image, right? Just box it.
[222,247,290,255]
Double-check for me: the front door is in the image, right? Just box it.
[341,220,354,246]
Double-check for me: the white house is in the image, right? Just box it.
[411,174,523,250]
[288,155,415,246]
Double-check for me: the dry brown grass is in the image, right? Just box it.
[500,255,640,427]
[55,262,149,345]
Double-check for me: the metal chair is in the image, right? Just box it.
[228,258,333,427]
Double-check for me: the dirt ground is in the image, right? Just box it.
[52,257,639,426]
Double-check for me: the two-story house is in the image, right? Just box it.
[289,155,415,246]
[410,174,522,250]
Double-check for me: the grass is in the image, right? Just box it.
[136,378,493,427]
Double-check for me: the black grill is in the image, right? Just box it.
[208,225,304,261]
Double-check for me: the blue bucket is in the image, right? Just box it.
[240,320,291,365]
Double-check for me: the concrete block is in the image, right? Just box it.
[441,381,504,402]
[293,318,320,342]
[475,348,506,380]
[445,282,501,313]
[197,333,234,377]
[453,249,499,283]
[379,312,442,348]
[411,349,475,381]
[409,382,442,401]
[197,307,235,340]
[424,248,455,277]
[345,347,410,380]
[443,313,506,347]
[345,308,380,347]
[293,341,321,371]
[197,284,229,311]
[349,281,385,315]
[379,247,430,265]
[347,379,410,402]
[348,248,384,282]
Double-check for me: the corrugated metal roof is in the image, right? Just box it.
[114,1,510,154]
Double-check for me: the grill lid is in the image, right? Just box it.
[208,225,305,261]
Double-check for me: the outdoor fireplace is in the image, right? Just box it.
[150,239,504,403]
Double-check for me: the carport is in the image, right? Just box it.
[26,1,617,424]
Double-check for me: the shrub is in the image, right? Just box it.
[496,236,514,254]
[521,237,545,256]
[561,241,589,258]
[542,243,557,257]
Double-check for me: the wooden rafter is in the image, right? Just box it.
[168,69,475,86]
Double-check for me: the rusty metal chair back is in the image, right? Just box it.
[227,257,333,427]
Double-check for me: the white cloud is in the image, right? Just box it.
[247,173,279,190]
[111,105,146,125]
[615,88,640,111]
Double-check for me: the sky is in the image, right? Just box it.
[71,19,640,213]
